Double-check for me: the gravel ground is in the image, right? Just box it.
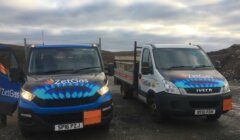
[0,77,240,140]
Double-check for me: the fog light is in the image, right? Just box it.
[20,113,32,118]
[102,106,112,111]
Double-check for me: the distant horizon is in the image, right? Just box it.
[1,41,239,53]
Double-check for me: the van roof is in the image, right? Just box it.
[33,44,95,48]
[151,44,199,49]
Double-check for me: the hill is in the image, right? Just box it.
[208,44,240,80]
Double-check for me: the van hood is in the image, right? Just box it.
[161,70,226,88]
[22,72,107,100]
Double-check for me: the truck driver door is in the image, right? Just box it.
[0,46,21,115]
[138,48,154,99]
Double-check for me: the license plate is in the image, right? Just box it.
[54,122,83,131]
[194,109,216,115]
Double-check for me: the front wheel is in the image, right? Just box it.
[0,115,7,125]
[206,114,222,121]
[100,121,111,130]
[148,96,167,122]
[20,128,33,138]
[120,84,132,99]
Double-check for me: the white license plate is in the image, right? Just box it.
[194,109,216,115]
[54,122,83,131]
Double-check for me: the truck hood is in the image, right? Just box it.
[22,72,107,100]
[161,70,226,88]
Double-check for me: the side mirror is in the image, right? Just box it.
[213,60,222,70]
[104,67,110,75]
[9,68,21,82]
[104,63,114,76]
[142,62,153,75]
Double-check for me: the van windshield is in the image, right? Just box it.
[28,47,102,75]
[153,48,214,70]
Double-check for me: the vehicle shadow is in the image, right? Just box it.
[20,126,112,140]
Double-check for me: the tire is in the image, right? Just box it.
[120,83,132,99]
[148,96,167,123]
[120,84,126,99]
[20,128,33,138]
[0,115,7,126]
[114,78,118,85]
[114,78,120,85]
[206,114,221,121]
[101,121,111,130]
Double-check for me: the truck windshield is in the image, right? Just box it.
[28,47,102,75]
[153,48,214,70]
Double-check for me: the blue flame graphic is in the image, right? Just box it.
[32,82,101,100]
[173,78,225,88]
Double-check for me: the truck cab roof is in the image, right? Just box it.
[143,44,199,49]
[30,44,98,49]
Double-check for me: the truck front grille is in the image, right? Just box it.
[37,111,83,124]
[185,88,221,94]
[33,93,100,107]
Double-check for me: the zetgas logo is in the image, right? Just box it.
[188,74,213,79]
[177,74,213,79]
[45,78,89,85]
[0,87,19,98]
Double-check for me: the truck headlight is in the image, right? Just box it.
[98,83,109,96]
[220,81,230,93]
[164,80,181,94]
[21,89,35,101]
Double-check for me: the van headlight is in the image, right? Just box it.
[98,82,109,96]
[220,81,230,93]
[163,80,180,94]
[21,89,35,101]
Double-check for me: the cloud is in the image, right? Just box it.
[0,0,238,51]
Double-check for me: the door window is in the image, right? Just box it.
[0,51,9,75]
[141,48,153,75]
[10,54,18,69]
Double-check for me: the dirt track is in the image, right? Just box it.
[1,77,240,140]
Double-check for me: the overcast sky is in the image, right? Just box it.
[0,0,239,51]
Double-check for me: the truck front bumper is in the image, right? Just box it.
[155,92,232,116]
[18,93,113,132]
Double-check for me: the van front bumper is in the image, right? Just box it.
[18,92,113,132]
[155,92,232,116]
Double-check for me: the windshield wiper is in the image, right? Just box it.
[39,69,74,74]
[73,67,101,73]
[165,66,194,70]
[194,65,213,69]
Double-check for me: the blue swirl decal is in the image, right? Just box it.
[173,77,225,88]
[32,82,101,100]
